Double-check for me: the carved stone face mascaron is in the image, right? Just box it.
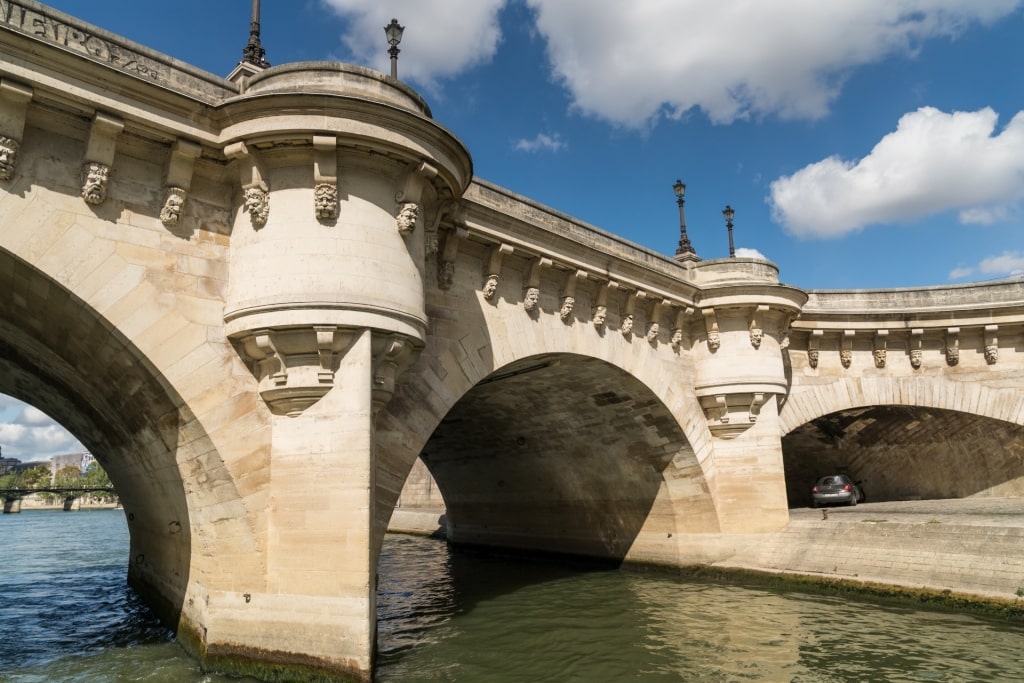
[523,287,539,312]
[0,136,19,181]
[81,162,109,205]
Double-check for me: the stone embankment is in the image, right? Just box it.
[715,498,1024,603]
[390,498,1024,604]
[17,495,119,511]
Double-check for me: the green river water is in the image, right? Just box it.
[2,509,1023,682]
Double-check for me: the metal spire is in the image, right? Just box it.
[241,0,270,68]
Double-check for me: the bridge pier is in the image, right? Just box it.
[62,496,80,512]
[2,6,1024,682]
[195,329,379,682]
[702,399,790,532]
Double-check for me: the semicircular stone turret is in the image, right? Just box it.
[220,63,472,415]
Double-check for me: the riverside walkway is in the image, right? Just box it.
[718,498,1024,602]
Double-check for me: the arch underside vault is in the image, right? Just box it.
[389,353,708,562]
[782,405,1024,506]
[0,248,261,634]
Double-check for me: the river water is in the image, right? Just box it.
[2,509,1024,682]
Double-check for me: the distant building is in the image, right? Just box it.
[50,452,94,478]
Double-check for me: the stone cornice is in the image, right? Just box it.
[0,0,236,103]
[462,179,704,305]
[796,280,1024,331]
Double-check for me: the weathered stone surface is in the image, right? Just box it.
[2,4,1024,683]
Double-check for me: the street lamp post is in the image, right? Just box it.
[241,0,270,68]
[673,179,700,262]
[723,205,735,258]
[385,18,405,79]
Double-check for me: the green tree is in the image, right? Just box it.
[54,465,82,487]
[20,465,51,489]
[82,462,115,501]
[82,462,111,487]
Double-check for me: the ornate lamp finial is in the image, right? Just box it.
[241,0,271,68]
[385,18,405,79]
[673,179,700,262]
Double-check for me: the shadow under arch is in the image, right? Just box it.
[781,404,1024,506]
[0,248,254,641]
[407,352,692,562]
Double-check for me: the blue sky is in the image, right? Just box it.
[4,0,1024,458]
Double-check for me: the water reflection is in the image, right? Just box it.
[4,512,1024,682]
[377,536,1024,682]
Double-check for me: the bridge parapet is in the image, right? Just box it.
[790,281,1024,372]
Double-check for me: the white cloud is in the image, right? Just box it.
[959,206,1012,225]
[321,0,505,88]
[769,107,1024,237]
[20,405,55,426]
[526,0,1021,127]
[0,394,84,460]
[947,252,1024,281]
[979,251,1024,276]
[513,132,566,153]
[322,2,1021,127]
[735,247,768,260]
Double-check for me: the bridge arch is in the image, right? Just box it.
[0,248,263,637]
[779,375,1024,435]
[375,288,722,567]
[779,377,1024,505]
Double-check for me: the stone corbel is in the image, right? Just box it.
[240,329,285,388]
[315,325,338,383]
[909,328,924,369]
[621,290,646,337]
[874,330,888,368]
[592,280,618,328]
[749,304,768,349]
[807,330,823,368]
[81,112,124,205]
[482,243,513,301]
[159,139,202,226]
[840,330,854,368]
[984,325,999,365]
[313,135,338,221]
[234,326,355,416]
[559,269,587,322]
[946,327,960,366]
[712,395,729,424]
[702,308,720,351]
[671,306,693,350]
[395,161,438,235]
[0,79,33,181]
[698,392,771,437]
[372,334,420,415]
[749,393,766,423]
[437,224,468,290]
[646,299,670,343]
[425,200,459,256]
[523,256,552,312]
[225,141,269,228]
[780,313,796,350]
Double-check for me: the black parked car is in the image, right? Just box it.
[811,475,865,507]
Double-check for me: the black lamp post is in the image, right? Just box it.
[241,0,270,68]
[673,179,700,262]
[385,18,405,79]
[723,205,735,257]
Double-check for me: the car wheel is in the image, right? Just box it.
[848,496,857,507]
[811,500,819,508]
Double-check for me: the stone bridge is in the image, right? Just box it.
[1,3,1022,681]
